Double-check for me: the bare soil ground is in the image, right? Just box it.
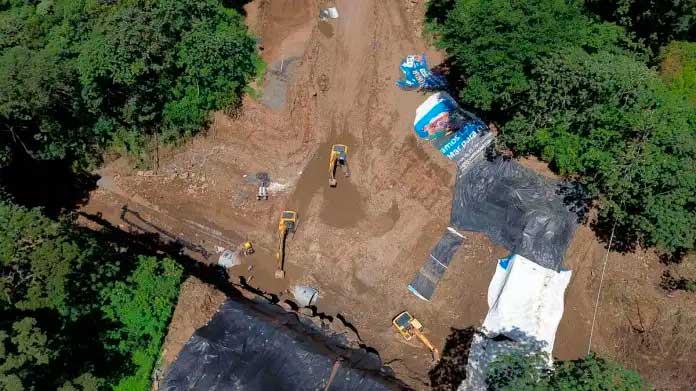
[81,1,696,389]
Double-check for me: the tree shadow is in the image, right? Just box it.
[556,181,591,224]
[119,205,211,259]
[429,327,477,391]
[0,155,98,218]
[660,270,696,292]
[590,214,639,254]
[430,326,551,390]
[220,0,252,16]
[424,0,456,25]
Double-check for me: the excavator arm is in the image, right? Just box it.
[413,329,440,361]
[275,225,287,279]
[329,151,339,187]
[275,211,297,279]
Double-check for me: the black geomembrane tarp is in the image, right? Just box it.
[450,157,578,270]
[162,299,405,391]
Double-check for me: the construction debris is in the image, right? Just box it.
[320,7,339,20]
[291,285,319,307]
[218,249,240,268]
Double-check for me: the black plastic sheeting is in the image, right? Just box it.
[162,298,405,391]
[450,157,578,270]
[408,156,579,300]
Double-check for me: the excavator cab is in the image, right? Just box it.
[392,311,440,361]
[242,241,254,255]
[276,211,297,279]
[329,144,350,187]
[280,211,297,232]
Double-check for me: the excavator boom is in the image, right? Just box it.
[275,227,287,278]
[275,211,297,279]
[414,329,440,361]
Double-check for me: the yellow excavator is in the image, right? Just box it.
[275,210,297,279]
[328,144,350,187]
[392,311,440,361]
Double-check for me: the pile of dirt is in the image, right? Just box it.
[160,277,226,367]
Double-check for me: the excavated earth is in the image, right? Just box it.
[80,1,696,390]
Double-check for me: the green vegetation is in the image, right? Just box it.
[487,353,650,391]
[0,199,182,390]
[0,1,257,388]
[584,0,695,56]
[661,41,696,104]
[427,0,696,256]
[0,0,261,168]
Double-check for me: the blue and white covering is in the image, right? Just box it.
[414,92,492,166]
[396,54,447,91]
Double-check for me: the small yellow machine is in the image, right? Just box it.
[241,241,254,255]
[328,144,350,187]
[275,211,297,279]
[392,311,440,361]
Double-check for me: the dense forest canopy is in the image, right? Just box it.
[585,0,696,56]
[0,0,259,389]
[0,0,261,168]
[0,199,182,390]
[427,0,696,257]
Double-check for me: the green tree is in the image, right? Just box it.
[585,0,696,56]
[0,45,90,167]
[102,256,182,391]
[0,0,260,169]
[660,41,696,104]
[77,0,261,161]
[487,353,650,390]
[0,199,183,390]
[164,10,259,139]
[427,0,630,112]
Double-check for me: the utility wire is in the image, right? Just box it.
[587,221,616,355]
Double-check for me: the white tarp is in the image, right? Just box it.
[459,254,571,390]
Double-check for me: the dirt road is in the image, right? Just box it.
[81,1,696,389]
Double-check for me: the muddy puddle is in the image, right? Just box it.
[225,245,301,298]
[318,21,334,38]
[288,134,366,229]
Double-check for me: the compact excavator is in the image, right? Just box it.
[328,144,350,187]
[392,311,440,361]
[275,210,297,278]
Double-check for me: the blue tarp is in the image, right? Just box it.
[396,54,447,91]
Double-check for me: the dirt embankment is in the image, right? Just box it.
[81,1,696,390]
